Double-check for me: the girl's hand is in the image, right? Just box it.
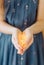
[12,28,23,54]
[22,28,34,54]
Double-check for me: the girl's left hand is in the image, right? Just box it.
[22,28,34,54]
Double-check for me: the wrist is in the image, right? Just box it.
[28,27,34,35]
[11,27,20,35]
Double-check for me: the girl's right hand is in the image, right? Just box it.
[12,28,23,54]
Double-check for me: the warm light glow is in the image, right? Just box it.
[18,32,27,49]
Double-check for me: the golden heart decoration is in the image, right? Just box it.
[17,31,33,49]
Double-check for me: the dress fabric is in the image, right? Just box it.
[0,0,44,65]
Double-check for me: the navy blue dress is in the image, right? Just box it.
[0,0,44,65]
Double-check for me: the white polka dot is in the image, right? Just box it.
[33,0,36,4]
[21,57,24,60]
[24,19,27,25]
[8,0,10,3]
[24,22,27,25]
[26,4,29,10]
[17,3,20,6]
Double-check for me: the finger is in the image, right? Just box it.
[12,37,23,50]
[14,34,23,49]
[23,36,34,53]
[25,36,33,51]
[16,42,23,50]
[14,38,23,49]
[13,41,20,50]
[12,37,20,50]
[17,49,24,55]
[26,34,33,44]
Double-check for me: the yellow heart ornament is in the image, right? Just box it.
[18,31,27,49]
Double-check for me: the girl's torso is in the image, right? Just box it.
[4,0,38,31]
